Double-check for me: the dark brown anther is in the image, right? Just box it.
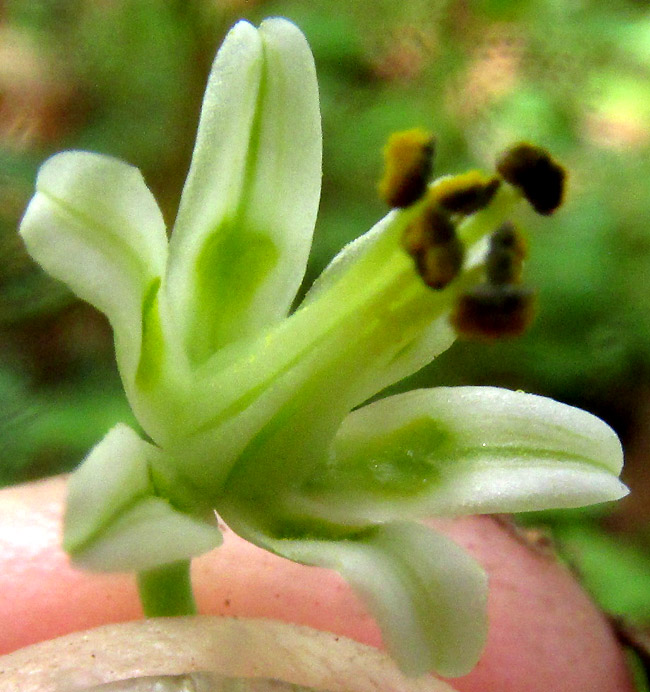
[434,171,501,215]
[379,129,436,208]
[402,204,464,290]
[486,222,527,285]
[490,222,527,260]
[402,206,455,255]
[451,284,536,339]
[415,239,465,290]
[496,143,566,215]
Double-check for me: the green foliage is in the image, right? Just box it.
[628,650,650,692]
[0,363,134,486]
[559,523,650,620]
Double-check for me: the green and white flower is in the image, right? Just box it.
[19,17,627,679]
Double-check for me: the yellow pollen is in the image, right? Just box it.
[432,170,501,215]
[378,128,435,208]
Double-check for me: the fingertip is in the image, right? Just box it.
[0,479,636,692]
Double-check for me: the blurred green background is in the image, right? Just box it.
[2,0,650,678]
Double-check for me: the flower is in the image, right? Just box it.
[19,17,627,678]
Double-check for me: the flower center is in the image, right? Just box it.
[380,130,566,341]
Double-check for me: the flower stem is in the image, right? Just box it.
[137,560,197,617]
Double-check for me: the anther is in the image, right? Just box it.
[402,206,455,254]
[379,128,436,208]
[490,222,527,260]
[451,284,536,339]
[486,222,527,286]
[402,205,464,290]
[496,143,566,216]
[434,171,501,215]
[415,239,465,290]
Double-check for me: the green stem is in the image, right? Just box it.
[137,559,197,617]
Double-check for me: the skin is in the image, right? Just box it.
[0,476,635,692]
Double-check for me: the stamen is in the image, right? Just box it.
[402,206,455,253]
[402,205,464,290]
[496,143,566,216]
[485,222,526,286]
[451,284,535,339]
[415,240,465,290]
[452,220,533,339]
[381,134,562,337]
[433,171,501,215]
[379,128,436,208]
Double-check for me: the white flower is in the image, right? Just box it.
[19,18,627,678]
